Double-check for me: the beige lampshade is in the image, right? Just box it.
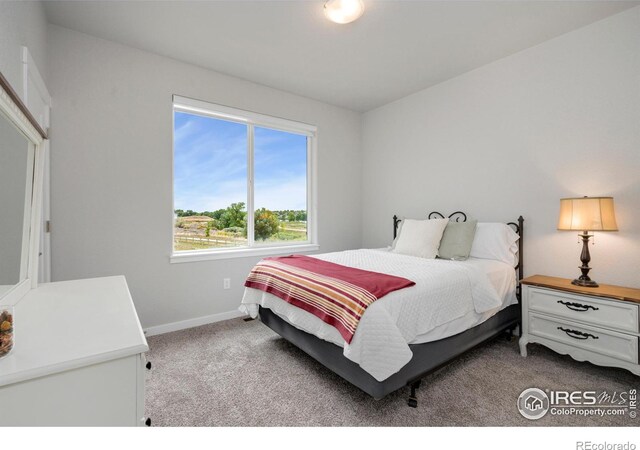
[558,197,618,231]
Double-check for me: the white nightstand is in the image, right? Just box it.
[519,275,640,376]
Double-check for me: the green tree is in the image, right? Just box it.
[212,209,226,220]
[219,202,247,229]
[205,220,217,237]
[254,208,280,241]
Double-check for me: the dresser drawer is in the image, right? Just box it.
[529,313,638,364]
[529,288,639,333]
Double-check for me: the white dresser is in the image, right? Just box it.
[0,276,149,426]
[520,275,640,376]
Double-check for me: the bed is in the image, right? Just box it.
[240,212,524,406]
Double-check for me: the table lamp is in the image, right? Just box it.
[557,196,618,287]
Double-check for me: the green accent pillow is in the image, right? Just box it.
[438,220,478,261]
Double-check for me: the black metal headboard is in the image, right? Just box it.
[392,212,524,300]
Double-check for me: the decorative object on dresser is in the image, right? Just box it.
[519,275,640,376]
[557,196,618,287]
[0,306,14,358]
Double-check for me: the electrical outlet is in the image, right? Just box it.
[223,278,231,290]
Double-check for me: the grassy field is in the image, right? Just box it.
[174,218,307,251]
[281,222,307,230]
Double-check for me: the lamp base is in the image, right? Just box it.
[572,232,599,288]
[571,278,599,288]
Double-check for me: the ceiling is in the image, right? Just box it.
[43,1,638,112]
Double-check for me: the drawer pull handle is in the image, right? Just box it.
[557,327,599,340]
[146,361,152,370]
[557,300,599,312]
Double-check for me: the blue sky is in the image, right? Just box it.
[174,111,307,213]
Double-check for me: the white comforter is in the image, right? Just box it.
[239,248,505,381]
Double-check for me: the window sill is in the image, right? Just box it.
[169,243,320,264]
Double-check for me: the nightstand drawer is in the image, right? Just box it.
[529,288,639,333]
[529,313,638,364]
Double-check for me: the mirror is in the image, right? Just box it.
[0,114,34,295]
[0,71,46,303]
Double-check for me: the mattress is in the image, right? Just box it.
[240,248,517,381]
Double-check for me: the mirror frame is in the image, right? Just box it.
[0,70,47,305]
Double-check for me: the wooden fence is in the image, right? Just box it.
[174,233,244,247]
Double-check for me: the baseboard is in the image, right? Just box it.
[143,309,246,337]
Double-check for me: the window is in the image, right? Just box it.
[171,96,317,262]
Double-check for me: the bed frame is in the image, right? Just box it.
[258,211,524,407]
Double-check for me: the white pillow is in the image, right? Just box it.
[469,222,520,266]
[392,218,449,259]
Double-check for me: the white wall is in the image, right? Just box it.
[0,1,48,99]
[47,25,363,329]
[362,7,640,288]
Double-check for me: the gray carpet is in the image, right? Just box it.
[145,317,638,426]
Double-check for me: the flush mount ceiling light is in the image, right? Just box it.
[324,0,365,24]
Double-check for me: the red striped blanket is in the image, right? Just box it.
[244,255,415,343]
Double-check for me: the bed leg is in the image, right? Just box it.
[407,380,421,408]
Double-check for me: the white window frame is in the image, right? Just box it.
[170,95,318,263]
